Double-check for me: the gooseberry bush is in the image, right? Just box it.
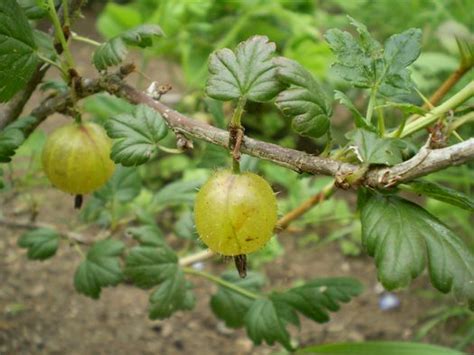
[0,0,473,352]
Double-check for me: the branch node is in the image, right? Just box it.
[229,126,245,161]
[175,132,194,151]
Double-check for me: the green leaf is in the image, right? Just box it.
[81,166,141,225]
[325,17,421,99]
[379,28,422,98]
[124,238,195,318]
[17,228,59,260]
[126,225,164,247]
[0,116,40,162]
[347,16,383,56]
[381,102,427,115]
[93,24,163,70]
[148,270,195,319]
[272,278,364,323]
[152,178,203,209]
[82,93,134,123]
[334,90,376,132]
[17,0,48,19]
[325,19,381,88]
[244,277,362,350]
[206,35,283,102]
[105,104,168,166]
[210,271,266,328]
[173,210,196,240]
[0,0,40,101]
[274,57,332,138]
[33,30,56,59]
[94,166,141,203]
[74,239,125,299]
[402,180,474,211]
[359,191,474,309]
[384,29,423,75]
[245,298,297,351]
[120,24,163,47]
[40,80,68,94]
[93,38,127,70]
[299,341,463,355]
[125,245,177,289]
[347,129,403,165]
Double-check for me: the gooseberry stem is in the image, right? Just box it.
[229,97,247,174]
[183,267,260,299]
[47,0,76,72]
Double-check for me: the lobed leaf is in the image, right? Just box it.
[206,35,283,102]
[17,0,48,19]
[347,129,403,166]
[125,245,177,289]
[124,236,195,319]
[18,228,59,260]
[93,24,163,70]
[334,90,376,132]
[152,178,203,209]
[359,190,474,309]
[325,16,421,100]
[245,298,296,351]
[210,272,266,328]
[402,180,474,211]
[148,270,195,319]
[126,225,164,247]
[74,239,125,299]
[210,275,362,351]
[0,116,40,162]
[93,38,127,70]
[274,57,332,138]
[0,0,40,101]
[105,104,168,166]
[94,166,142,203]
[272,278,364,323]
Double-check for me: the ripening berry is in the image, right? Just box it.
[194,170,277,256]
[42,122,115,194]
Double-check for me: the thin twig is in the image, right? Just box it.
[425,66,471,109]
[105,79,474,186]
[0,0,86,129]
[275,181,335,231]
[0,217,87,244]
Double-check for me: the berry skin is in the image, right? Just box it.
[42,122,115,194]
[194,170,278,256]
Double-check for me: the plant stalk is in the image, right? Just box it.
[183,267,261,299]
[388,81,474,138]
[48,0,76,71]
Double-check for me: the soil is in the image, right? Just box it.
[0,187,458,355]
[0,6,469,355]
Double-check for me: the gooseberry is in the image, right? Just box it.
[42,122,115,194]
[194,170,277,256]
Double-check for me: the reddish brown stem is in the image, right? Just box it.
[424,66,470,109]
[275,185,334,231]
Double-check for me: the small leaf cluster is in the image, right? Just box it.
[325,16,421,100]
[206,35,332,139]
[93,25,163,70]
[211,272,362,350]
